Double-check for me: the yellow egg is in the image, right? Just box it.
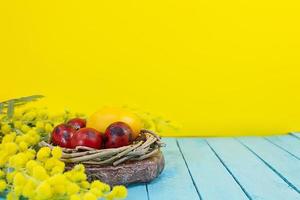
[87,107,143,139]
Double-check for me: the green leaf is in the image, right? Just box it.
[0,95,44,119]
[0,103,3,114]
[7,100,14,119]
[14,95,44,103]
[0,95,44,108]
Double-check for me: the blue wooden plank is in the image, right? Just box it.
[177,138,248,200]
[265,135,300,159]
[127,184,148,200]
[290,132,300,140]
[147,138,200,200]
[207,137,300,200]
[238,136,300,192]
[0,186,148,200]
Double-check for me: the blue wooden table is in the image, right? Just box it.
[127,133,300,200]
[2,134,300,200]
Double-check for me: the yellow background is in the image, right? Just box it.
[1,0,300,136]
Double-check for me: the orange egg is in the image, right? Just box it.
[86,107,143,139]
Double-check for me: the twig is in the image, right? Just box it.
[41,130,165,166]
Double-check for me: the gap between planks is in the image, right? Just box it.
[176,139,203,200]
[146,138,200,200]
[146,184,150,200]
[236,138,300,194]
[263,137,300,161]
[290,132,300,140]
[131,135,300,200]
[204,139,252,200]
[207,137,300,199]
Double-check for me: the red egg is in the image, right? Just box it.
[70,128,102,149]
[104,122,133,148]
[67,118,86,130]
[51,124,76,148]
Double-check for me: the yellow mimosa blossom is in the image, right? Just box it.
[0,152,9,167]
[0,106,127,200]
[4,142,18,155]
[50,160,65,174]
[83,192,97,200]
[36,121,45,130]
[32,165,49,181]
[25,149,36,160]
[50,165,65,175]
[22,179,36,198]
[13,172,27,187]
[45,123,53,133]
[70,194,81,200]
[73,172,87,182]
[90,188,103,197]
[14,185,23,196]
[9,152,29,169]
[80,181,90,189]
[6,171,17,183]
[23,111,37,121]
[44,157,57,170]
[0,170,5,178]
[106,185,128,199]
[51,146,63,159]
[14,121,23,129]
[47,174,66,185]
[74,164,85,172]
[6,191,15,200]
[19,141,28,151]
[48,174,67,195]
[26,160,40,174]
[37,147,51,161]
[15,135,25,144]
[67,182,80,195]
[2,132,16,143]
[0,180,7,192]
[36,181,53,199]
[20,124,30,133]
[52,184,66,195]
[1,123,11,134]
[91,180,110,193]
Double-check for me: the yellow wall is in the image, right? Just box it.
[1,0,300,136]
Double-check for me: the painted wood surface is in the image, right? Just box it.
[127,184,148,200]
[177,138,248,200]
[2,135,300,200]
[146,138,200,200]
[238,136,300,192]
[206,137,300,200]
[290,132,300,139]
[266,134,300,159]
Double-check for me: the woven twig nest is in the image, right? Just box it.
[39,129,165,166]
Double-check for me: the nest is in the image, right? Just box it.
[39,129,165,166]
